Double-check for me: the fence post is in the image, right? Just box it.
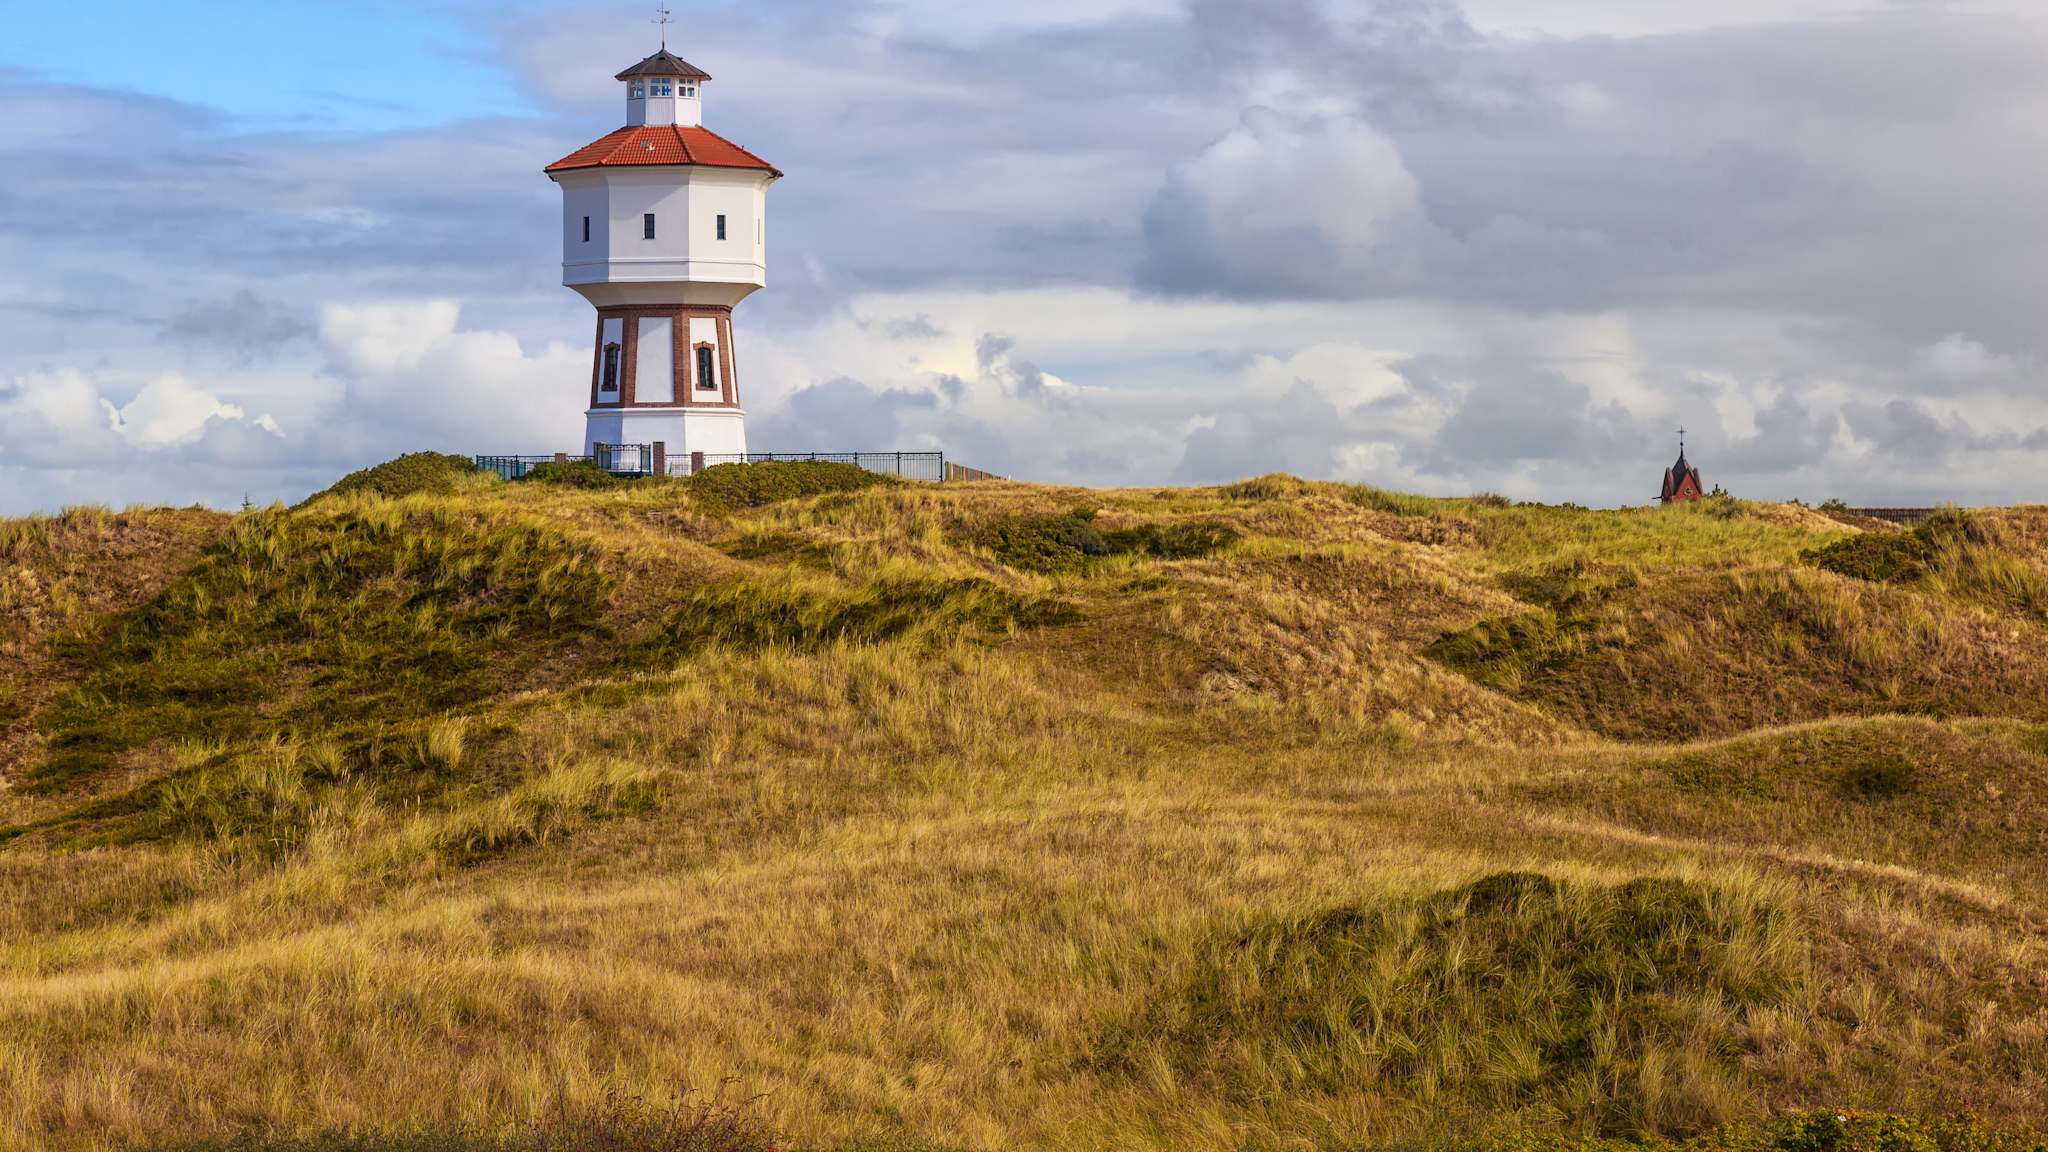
[690,450,705,476]
[553,452,568,464]
[651,441,665,477]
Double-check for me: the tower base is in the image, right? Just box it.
[584,407,747,462]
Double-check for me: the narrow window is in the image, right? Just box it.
[643,213,656,240]
[716,214,727,241]
[629,81,645,99]
[601,343,621,393]
[696,346,717,391]
[682,83,697,97]
[582,215,590,243]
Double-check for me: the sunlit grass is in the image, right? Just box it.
[1,470,2046,1150]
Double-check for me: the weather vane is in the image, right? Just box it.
[653,4,673,48]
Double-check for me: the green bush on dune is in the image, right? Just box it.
[317,453,482,501]
[684,460,897,513]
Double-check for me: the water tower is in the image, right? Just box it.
[545,38,781,460]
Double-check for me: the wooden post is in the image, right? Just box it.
[651,441,667,478]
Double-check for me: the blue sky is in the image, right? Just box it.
[2,1,542,131]
[2,0,2046,512]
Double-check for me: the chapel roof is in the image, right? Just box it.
[1660,450,1702,502]
[545,124,780,176]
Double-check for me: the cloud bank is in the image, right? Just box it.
[4,0,2048,512]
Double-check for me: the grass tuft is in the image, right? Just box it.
[1102,872,1804,1139]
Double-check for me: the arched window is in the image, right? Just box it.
[601,342,622,393]
[696,345,717,392]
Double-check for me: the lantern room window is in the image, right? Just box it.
[651,78,673,97]
[629,81,645,99]
[682,84,697,97]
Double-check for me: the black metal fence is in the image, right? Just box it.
[1850,508,1940,526]
[674,451,947,482]
[475,445,655,481]
[477,448,970,484]
[475,455,575,481]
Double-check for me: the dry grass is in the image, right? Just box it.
[1,472,2045,1151]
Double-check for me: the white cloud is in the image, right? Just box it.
[114,375,249,445]
[1917,332,2022,388]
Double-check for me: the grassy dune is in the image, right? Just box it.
[3,462,2047,1151]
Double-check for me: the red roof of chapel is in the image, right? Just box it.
[545,125,780,176]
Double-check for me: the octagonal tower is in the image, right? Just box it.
[545,46,782,458]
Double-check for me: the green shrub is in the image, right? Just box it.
[1101,520,1240,561]
[685,461,895,513]
[978,510,1237,574]
[316,453,481,502]
[977,510,1111,574]
[1802,509,1976,584]
[522,460,633,489]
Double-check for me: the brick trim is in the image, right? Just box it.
[587,304,740,410]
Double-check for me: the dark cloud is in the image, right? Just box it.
[162,292,316,362]
[880,313,945,341]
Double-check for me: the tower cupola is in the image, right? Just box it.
[619,49,709,128]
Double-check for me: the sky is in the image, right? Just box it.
[2,0,2046,512]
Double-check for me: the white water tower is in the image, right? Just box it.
[545,41,782,459]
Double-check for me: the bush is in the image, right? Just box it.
[317,453,480,501]
[1101,520,1240,561]
[685,461,895,513]
[1803,509,1978,584]
[522,460,633,489]
[977,510,1111,574]
[978,510,1238,574]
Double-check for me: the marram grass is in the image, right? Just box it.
[2,468,2047,1151]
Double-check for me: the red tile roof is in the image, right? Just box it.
[545,126,780,176]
